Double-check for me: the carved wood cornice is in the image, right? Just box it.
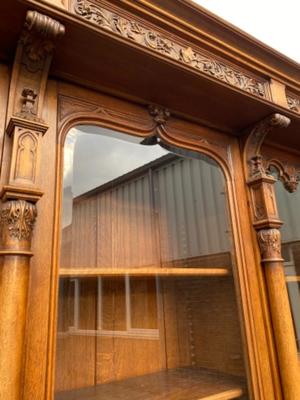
[72,0,268,99]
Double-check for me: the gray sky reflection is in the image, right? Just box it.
[65,126,168,197]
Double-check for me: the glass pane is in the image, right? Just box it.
[274,181,300,351]
[55,126,249,399]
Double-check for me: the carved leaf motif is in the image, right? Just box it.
[257,228,282,260]
[287,95,300,113]
[149,105,170,125]
[73,0,267,98]
[1,200,37,240]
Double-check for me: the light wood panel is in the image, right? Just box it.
[59,267,230,277]
[55,367,245,400]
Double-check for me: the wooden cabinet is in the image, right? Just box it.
[54,126,248,399]
[0,1,299,400]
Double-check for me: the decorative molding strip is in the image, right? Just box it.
[73,0,267,98]
[287,95,300,113]
[58,95,156,134]
[1,200,37,241]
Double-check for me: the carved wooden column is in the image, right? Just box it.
[0,11,64,400]
[243,114,300,400]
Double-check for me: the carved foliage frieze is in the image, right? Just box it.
[257,228,282,262]
[73,0,267,98]
[1,200,37,241]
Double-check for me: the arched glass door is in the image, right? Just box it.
[54,125,248,399]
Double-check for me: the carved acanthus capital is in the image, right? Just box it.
[1,200,37,241]
[257,228,283,262]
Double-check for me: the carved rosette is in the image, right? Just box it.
[257,228,283,262]
[1,200,37,241]
[73,0,267,98]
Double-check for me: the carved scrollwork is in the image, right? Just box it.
[1,200,37,240]
[73,0,267,98]
[20,11,65,73]
[8,11,65,125]
[244,113,291,180]
[257,228,282,261]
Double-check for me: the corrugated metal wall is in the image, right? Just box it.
[275,182,300,242]
[60,156,231,269]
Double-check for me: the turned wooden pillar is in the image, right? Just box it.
[0,197,37,399]
[244,114,300,400]
[0,11,64,400]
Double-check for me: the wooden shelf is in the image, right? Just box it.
[286,276,300,282]
[55,367,245,400]
[59,267,230,278]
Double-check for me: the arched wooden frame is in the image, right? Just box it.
[45,98,279,400]
[265,159,300,194]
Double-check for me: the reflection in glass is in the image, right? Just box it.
[55,126,248,399]
[275,181,300,351]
